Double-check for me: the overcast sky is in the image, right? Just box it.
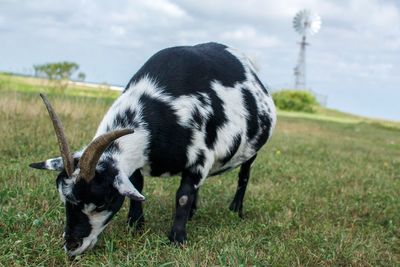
[1,0,399,120]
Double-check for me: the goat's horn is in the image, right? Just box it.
[78,129,134,183]
[39,93,74,177]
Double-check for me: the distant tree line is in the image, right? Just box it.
[33,61,86,90]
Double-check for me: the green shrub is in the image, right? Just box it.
[272,89,319,113]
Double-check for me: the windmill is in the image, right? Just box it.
[293,10,321,89]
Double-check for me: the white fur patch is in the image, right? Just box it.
[185,130,206,168]
[60,174,77,203]
[44,151,83,171]
[211,80,247,158]
[57,183,66,204]
[113,127,149,177]
[171,95,201,127]
[179,195,188,206]
[194,151,214,188]
[45,158,63,171]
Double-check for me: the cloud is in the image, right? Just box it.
[143,0,187,18]
[385,37,400,50]
[219,27,281,49]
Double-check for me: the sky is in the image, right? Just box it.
[1,0,399,121]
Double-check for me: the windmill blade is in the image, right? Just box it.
[293,9,321,36]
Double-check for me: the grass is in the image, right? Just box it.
[0,74,399,266]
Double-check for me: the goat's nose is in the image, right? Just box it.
[65,238,82,251]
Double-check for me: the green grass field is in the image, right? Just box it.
[0,73,399,266]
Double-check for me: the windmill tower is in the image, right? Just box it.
[293,10,321,89]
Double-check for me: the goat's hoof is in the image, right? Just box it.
[229,201,244,219]
[229,200,241,212]
[127,217,145,233]
[168,230,187,246]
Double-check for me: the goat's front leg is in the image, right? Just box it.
[168,171,200,244]
[188,189,198,220]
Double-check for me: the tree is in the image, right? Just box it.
[33,61,84,90]
[272,89,319,113]
[77,72,86,82]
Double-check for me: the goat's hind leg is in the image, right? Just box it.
[229,154,257,218]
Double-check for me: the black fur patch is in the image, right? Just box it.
[204,90,226,149]
[64,201,92,241]
[125,43,246,95]
[192,149,205,168]
[112,109,138,129]
[125,42,247,149]
[139,94,192,176]
[254,112,272,150]
[242,88,259,141]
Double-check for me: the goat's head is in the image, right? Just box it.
[29,94,144,256]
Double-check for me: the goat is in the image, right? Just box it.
[30,42,276,256]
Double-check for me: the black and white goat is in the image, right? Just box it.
[30,42,276,256]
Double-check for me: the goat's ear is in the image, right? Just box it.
[113,175,145,201]
[29,157,64,171]
[29,153,81,171]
